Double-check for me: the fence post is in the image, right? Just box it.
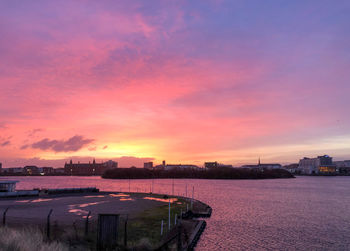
[3,207,9,226]
[124,215,128,247]
[47,209,53,240]
[85,211,91,236]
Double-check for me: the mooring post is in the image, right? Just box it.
[3,207,9,226]
[161,220,164,235]
[85,211,91,236]
[124,215,128,247]
[47,209,53,240]
[175,213,177,225]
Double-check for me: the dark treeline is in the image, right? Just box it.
[102,167,294,179]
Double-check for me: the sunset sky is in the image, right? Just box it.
[1,1,350,168]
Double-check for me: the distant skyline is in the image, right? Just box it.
[1,1,350,168]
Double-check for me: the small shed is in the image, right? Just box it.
[0,180,18,192]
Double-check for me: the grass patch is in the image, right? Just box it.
[0,226,69,251]
[124,196,189,248]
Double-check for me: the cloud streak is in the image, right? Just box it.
[30,135,94,152]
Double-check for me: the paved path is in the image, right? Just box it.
[0,192,170,226]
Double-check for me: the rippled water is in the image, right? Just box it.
[2,176,350,250]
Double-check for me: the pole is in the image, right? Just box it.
[152,178,154,193]
[47,209,53,240]
[128,179,130,193]
[161,220,164,235]
[185,184,187,197]
[85,211,91,236]
[191,186,194,209]
[124,215,128,247]
[3,207,9,226]
[168,199,171,230]
[172,179,174,195]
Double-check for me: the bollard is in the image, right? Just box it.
[161,220,164,235]
[175,214,177,225]
[85,211,91,236]
[47,209,53,240]
[3,207,9,226]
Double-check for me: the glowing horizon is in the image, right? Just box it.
[1,1,350,168]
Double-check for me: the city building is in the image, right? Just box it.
[54,168,65,174]
[241,158,282,169]
[38,167,54,175]
[144,162,153,169]
[205,162,218,169]
[0,162,2,173]
[333,160,350,174]
[2,167,24,174]
[24,166,40,175]
[164,164,199,171]
[64,159,117,175]
[298,155,336,174]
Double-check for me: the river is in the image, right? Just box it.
[1,176,350,250]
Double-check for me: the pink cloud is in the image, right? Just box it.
[30,135,94,152]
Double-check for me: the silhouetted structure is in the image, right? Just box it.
[205,162,218,169]
[64,159,117,176]
[24,166,40,175]
[242,158,281,169]
[144,162,153,169]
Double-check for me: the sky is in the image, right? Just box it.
[0,0,350,168]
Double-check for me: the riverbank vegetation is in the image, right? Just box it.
[102,167,294,179]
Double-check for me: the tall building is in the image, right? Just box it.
[144,162,153,169]
[299,155,335,174]
[64,159,117,175]
[205,162,218,169]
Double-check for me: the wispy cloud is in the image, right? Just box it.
[30,135,94,152]
[1,141,10,147]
